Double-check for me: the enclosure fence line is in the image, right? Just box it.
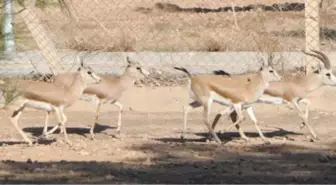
[0,0,328,77]
[305,0,321,73]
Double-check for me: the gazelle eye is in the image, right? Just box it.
[87,71,92,75]
[269,70,274,73]
[136,67,141,70]
[326,73,331,77]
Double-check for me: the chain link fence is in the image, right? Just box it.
[0,0,332,89]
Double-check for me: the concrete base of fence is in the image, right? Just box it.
[1,51,336,76]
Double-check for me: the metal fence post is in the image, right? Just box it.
[305,0,321,73]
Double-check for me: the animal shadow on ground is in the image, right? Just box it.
[23,123,115,137]
[155,127,301,144]
[0,141,29,146]
[0,138,55,146]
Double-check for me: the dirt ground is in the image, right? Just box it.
[0,86,336,183]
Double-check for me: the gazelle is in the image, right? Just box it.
[44,56,149,139]
[212,49,336,141]
[174,64,281,144]
[0,57,101,146]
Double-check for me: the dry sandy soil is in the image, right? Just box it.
[1,86,336,183]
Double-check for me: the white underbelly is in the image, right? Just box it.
[210,91,232,106]
[210,91,256,110]
[25,100,54,111]
[257,94,284,105]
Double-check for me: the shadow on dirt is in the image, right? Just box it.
[23,123,115,137]
[1,142,335,183]
[155,127,302,144]
[136,2,305,14]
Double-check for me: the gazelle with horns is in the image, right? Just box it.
[0,56,102,146]
[44,56,149,139]
[212,49,336,141]
[174,62,282,144]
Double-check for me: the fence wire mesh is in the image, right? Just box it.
[0,0,332,100]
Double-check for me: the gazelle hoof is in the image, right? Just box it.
[264,140,271,145]
[27,142,33,147]
[39,134,50,140]
[215,140,222,145]
[65,140,73,147]
[309,136,318,142]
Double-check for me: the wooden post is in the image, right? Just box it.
[305,0,321,73]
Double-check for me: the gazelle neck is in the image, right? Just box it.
[67,72,87,99]
[120,68,138,88]
[303,73,323,93]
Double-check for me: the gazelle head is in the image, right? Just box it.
[76,55,102,85]
[124,56,150,80]
[302,49,336,86]
[259,65,282,83]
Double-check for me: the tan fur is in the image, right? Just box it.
[176,66,281,144]
[264,73,325,102]
[2,56,101,146]
[48,56,149,138]
[213,50,336,140]
[190,73,266,103]
[12,73,86,107]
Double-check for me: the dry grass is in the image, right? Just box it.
[65,32,136,52]
[201,38,227,52]
[10,0,336,52]
[136,69,188,87]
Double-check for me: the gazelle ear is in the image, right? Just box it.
[76,54,84,67]
[126,56,132,64]
[313,69,320,74]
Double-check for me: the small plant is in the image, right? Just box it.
[202,38,226,52]
[0,79,22,105]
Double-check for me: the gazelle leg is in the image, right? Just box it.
[42,111,51,135]
[211,106,233,130]
[293,99,316,139]
[9,105,33,146]
[224,104,245,132]
[44,107,66,137]
[211,106,249,140]
[229,109,249,141]
[113,101,123,134]
[55,106,71,145]
[181,101,202,139]
[298,99,311,129]
[203,98,221,144]
[209,106,233,139]
[246,106,270,144]
[44,122,60,135]
[90,99,102,139]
